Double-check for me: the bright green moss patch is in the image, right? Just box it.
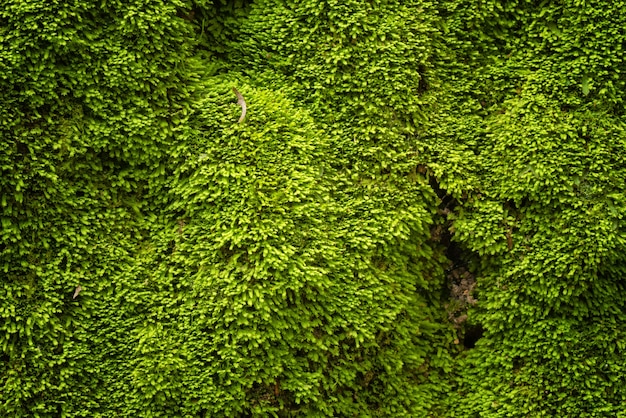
[2,0,626,416]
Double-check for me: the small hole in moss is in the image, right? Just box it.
[463,323,484,349]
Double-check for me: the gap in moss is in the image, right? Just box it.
[462,323,484,349]
[428,174,483,349]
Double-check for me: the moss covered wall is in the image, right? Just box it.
[2,0,626,416]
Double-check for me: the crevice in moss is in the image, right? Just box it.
[428,175,482,349]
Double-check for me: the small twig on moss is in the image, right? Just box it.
[232,87,247,123]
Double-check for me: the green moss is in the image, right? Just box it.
[3,0,626,416]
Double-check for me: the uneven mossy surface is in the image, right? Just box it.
[2,0,626,416]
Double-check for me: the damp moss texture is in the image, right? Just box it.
[2,0,626,416]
